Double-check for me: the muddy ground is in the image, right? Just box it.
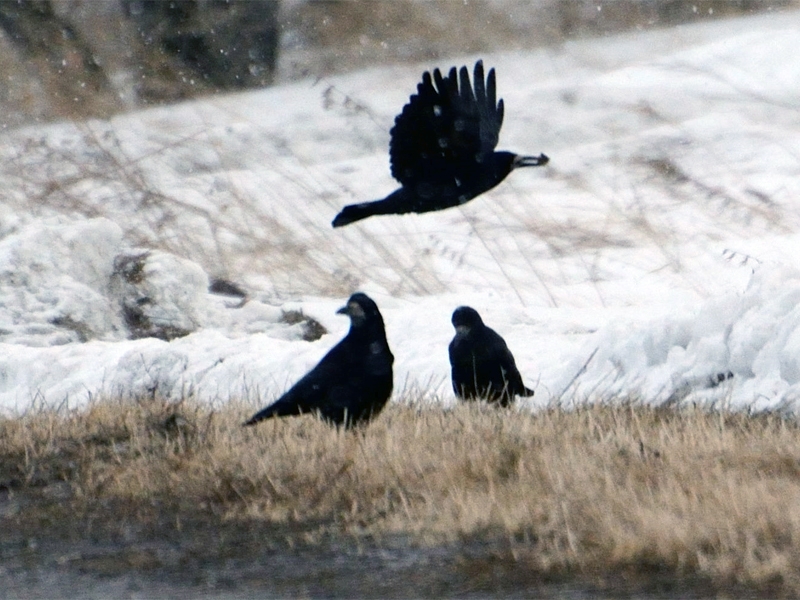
[1,487,746,599]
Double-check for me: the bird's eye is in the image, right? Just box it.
[438,138,449,148]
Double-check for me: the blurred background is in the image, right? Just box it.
[0,0,794,129]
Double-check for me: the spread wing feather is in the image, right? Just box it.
[390,60,504,188]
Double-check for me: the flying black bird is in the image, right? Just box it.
[332,60,548,228]
[448,306,534,407]
[244,293,393,429]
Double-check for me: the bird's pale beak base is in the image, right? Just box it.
[338,302,365,319]
[513,153,549,168]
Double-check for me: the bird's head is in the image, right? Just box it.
[337,292,383,329]
[451,306,483,335]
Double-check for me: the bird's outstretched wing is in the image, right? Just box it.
[389,60,504,188]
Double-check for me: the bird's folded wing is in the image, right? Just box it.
[497,345,528,393]
[260,345,354,417]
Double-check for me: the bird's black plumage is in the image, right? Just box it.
[332,60,548,227]
[244,293,393,429]
[448,306,534,406]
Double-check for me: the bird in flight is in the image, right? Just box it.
[448,306,535,406]
[244,293,394,429]
[332,60,548,227]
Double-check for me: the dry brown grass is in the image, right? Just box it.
[3,396,800,595]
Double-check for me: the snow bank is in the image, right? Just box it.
[561,261,800,411]
[1,9,800,413]
[0,218,125,346]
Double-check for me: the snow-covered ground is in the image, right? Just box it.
[1,9,800,414]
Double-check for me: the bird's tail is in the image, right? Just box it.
[332,201,380,228]
[243,407,275,426]
[332,190,412,228]
[243,400,303,426]
[521,386,535,397]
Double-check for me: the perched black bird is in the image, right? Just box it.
[332,60,548,228]
[244,293,394,429]
[449,306,535,406]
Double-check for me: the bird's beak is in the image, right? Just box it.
[513,153,549,168]
[337,302,365,319]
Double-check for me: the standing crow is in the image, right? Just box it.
[449,306,534,407]
[244,293,393,429]
[332,60,548,227]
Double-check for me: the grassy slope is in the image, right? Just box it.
[2,397,800,596]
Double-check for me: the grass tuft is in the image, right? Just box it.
[3,396,800,594]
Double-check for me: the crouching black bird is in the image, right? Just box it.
[332,60,548,228]
[449,306,534,406]
[244,293,393,429]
